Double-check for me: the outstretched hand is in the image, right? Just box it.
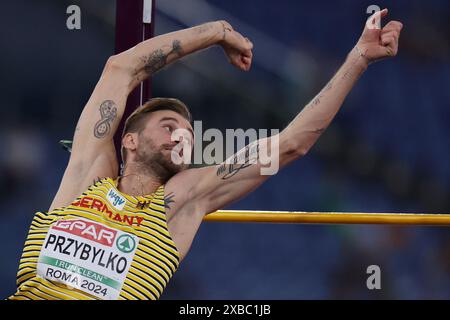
[356,8,403,64]
[218,21,253,71]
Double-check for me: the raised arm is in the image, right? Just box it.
[166,9,403,224]
[280,9,402,159]
[50,21,253,211]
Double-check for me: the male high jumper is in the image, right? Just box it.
[10,9,402,299]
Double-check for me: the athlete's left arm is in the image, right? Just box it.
[166,9,403,219]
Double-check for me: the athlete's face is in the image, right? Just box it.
[134,110,194,181]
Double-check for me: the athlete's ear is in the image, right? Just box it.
[122,133,138,154]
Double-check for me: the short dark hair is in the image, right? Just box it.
[121,97,193,162]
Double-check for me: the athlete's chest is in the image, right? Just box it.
[33,179,179,299]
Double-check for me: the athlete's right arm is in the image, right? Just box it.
[49,20,253,211]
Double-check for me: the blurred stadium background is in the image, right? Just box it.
[1,0,449,299]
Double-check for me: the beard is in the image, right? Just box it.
[135,135,188,183]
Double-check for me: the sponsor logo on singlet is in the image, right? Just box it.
[106,188,126,211]
[37,218,139,300]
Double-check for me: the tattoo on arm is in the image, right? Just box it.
[165,192,176,209]
[216,143,260,180]
[311,48,366,108]
[311,77,334,107]
[94,100,117,139]
[144,40,184,75]
[219,21,232,41]
[307,75,336,134]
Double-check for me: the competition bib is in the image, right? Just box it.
[37,217,139,300]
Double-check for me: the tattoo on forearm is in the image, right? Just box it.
[216,143,260,180]
[144,40,184,75]
[311,93,322,107]
[342,50,367,80]
[219,21,232,41]
[94,100,117,139]
[311,77,335,107]
[145,49,165,74]
[300,50,366,138]
[342,64,365,81]
[165,192,175,209]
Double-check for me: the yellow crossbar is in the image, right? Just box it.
[204,210,450,226]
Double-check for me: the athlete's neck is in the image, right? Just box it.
[117,162,162,197]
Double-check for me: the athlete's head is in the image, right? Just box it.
[121,97,194,183]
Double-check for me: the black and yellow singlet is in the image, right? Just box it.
[8,178,179,300]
